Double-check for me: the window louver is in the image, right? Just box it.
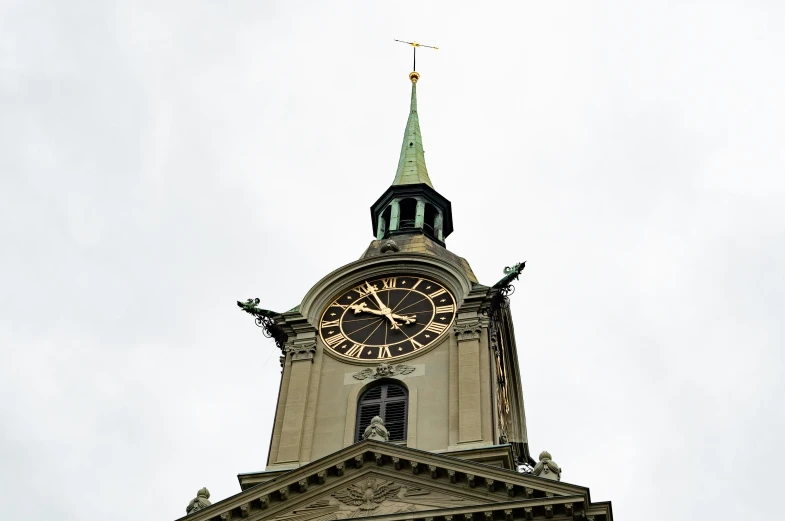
[355,383,408,443]
[386,385,406,398]
[384,400,406,441]
[363,386,383,401]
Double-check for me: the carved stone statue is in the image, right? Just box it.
[531,450,561,481]
[362,416,390,442]
[186,487,211,515]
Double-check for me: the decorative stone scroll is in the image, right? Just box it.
[353,362,415,380]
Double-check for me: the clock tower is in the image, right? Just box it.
[181,71,614,521]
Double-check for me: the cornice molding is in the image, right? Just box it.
[178,441,610,521]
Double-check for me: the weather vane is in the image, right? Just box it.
[394,40,438,72]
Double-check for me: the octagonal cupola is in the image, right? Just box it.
[370,72,454,246]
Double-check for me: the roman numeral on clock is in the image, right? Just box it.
[324,333,347,347]
[411,338,424,350]
[424,322,448,334]
[353,283,374,297]
[377,345,391,358]
[345,344,364,358]
[429,288,447,298]
[435,305,454,314]
[381,277,397,289]
[321,319,339,328]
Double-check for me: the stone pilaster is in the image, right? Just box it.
[299,338,323,463]
[478,314,493,444]
[454,318,483,444]
[275,338,316,464]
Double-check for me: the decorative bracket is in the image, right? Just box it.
[492,262,526,299]
[237,298,288,351]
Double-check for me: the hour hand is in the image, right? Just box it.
[349,302,384,316]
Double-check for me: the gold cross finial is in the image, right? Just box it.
[394,39,439,76]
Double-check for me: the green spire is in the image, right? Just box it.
[392,72,433,187]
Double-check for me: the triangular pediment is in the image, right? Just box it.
[177,441,612,521]
[270,470,499,521]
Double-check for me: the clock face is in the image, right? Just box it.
[319,276,457,362]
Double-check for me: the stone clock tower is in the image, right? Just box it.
[179,71,614,521]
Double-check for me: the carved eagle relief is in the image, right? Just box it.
[332,478,402,511]
[271,476,484,521]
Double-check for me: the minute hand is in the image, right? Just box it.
[389,312,416,325]
[365,281,386,310]
[364,281,404,329]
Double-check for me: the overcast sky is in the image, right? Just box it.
[2,1,784,519]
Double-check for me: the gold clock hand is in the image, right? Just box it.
[390,313,416,325]
[364,281,402,329]
[349,302,385,316]
[365,281,387,311]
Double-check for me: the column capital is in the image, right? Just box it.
[453,318,483,342]
[286,338,317,362]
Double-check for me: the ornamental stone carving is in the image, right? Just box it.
[186,487,211,515]
[380,239,401,253]
[286,339,317,362]
[333,478,401,511]
[278,476,478,518]
[453,320,482,342]
[531,450,562,481]
[362,416,390,442]
[353,362,415,380]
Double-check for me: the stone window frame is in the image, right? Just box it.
[344,378,418,448]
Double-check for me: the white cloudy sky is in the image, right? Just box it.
[2,1,784,519]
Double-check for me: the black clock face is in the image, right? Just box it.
[319,276,457,361]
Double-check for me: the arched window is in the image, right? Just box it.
[379,205,392,239]
[398,198,417,230]
[423,203,436,238]
[355,382,408,443]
